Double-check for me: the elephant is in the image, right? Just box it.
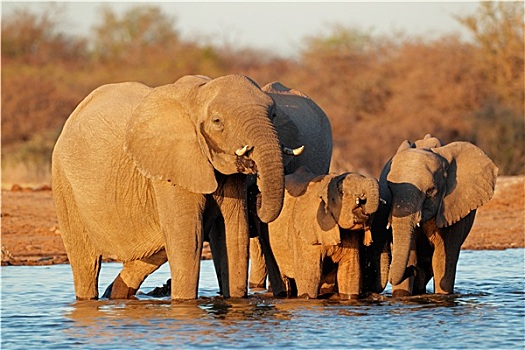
[95,80,330,299]
[52,74,285,300]
[267,166,379,299]
[247,82,333,293]
[361,134,445,294]
[376,134,498,296]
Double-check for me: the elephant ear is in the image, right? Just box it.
[124,76,218,194]
[292,173,340,246]
[413,134,443,149]
[395,134,443,154]
[262,82,302,160]
[396,140,413,153]
[432,141,498,228]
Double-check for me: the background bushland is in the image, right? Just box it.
[2,2,523,186]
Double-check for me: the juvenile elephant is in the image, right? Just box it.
[362,134,444,294]
[378,134,498,296]
[52,74,285,300]
[267,166,379,299]
[248,82,333,293]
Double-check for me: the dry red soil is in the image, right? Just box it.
[1,176,523,266]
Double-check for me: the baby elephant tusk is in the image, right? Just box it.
[386,222,391,230]
[235,145,252,156]
[380,198,387,205]
[283,145,305,156]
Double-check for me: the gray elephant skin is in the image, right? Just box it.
[376,134,498,296]
[52,74,285,300]
[267,166,379,299]
[247,82,333,293]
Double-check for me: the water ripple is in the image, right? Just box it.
[2,250,524,349]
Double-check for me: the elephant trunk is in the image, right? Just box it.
[245,116,284,223]
[363,178,380,217]
[389,214,420,286]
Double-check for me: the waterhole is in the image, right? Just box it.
[2,249,524,349]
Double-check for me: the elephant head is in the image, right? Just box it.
[289,167,380,246]
[262,82,332,175]
[124,74,284,223]
[383,140,498,285]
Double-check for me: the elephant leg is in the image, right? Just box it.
[432,211,476,294]
[361,240,391,294]
[413,231,434,295]
[319,260,337,295]
[247,183,286,296]
[391,236,417,297]
[103,249,168,299]
[53,171,101,300]
[64,234,101,300]
[249,237,267,289]
[203,204,224,295]
[295,246,322,299]
[214,174,250,298]
[257,222,287,297]
[208,217,226,296]
[378,244,392,292]
[336,233,361,299]
[154,183,206,300]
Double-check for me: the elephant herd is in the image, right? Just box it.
[52,74,498,301]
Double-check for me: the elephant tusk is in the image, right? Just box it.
[355,197,360,205]
[235,145,252,156]
[292,145,305,156]
[416,222,421,227]
[282,145,305,156]
[380,198,387,205]
[386,222,391,230]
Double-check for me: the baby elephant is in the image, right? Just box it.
[268,166,379,299]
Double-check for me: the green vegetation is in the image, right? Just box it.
[2,2,523,186]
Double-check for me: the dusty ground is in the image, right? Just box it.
[1,176,523,266]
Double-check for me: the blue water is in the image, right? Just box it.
[2,249,524,349]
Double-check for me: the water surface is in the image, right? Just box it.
[2,249,524,349]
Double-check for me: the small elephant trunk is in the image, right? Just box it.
[362,178,380,217]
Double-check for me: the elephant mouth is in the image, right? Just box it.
[236,155,258,174]
[352,207,371,225]
[234,144,257,174]
[234,143,303,175]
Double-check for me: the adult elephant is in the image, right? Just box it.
[52,74,285,300]
[377,134,498,296]
[247,82,333,294]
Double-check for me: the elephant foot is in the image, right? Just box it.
[392,289,411,298]
[249,282,266,290]
[298,293,316,299]
[75,295,99,301]
[146,279,171,297]
[339,293,360,300]
[102,274,138,299]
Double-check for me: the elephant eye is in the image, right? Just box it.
[337,181,344,195]
[426,186,437,198]
[210,115,224,130]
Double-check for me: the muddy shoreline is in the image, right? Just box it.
[2,176,523,266]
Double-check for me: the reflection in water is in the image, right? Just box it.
[65,295,297,345]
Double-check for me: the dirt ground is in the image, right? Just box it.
[1,176,523,266]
